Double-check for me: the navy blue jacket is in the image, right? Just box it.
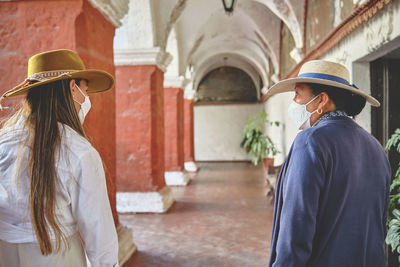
[268,116,391,267]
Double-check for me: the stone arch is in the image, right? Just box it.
[196,66,258,103]
[165,27,180,77]
[252,0,303,49]
[191,38,269,92]
[159,0,303,64]
[114,0,155,50]
[193,52,265,99]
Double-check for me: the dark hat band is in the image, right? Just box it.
[298,72,359,90]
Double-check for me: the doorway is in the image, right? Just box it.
[370,48,400,267]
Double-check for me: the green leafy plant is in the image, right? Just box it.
[385,128,400,260]
[240,112,280,165]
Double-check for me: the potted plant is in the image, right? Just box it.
[240,111,280,169]
[385,128,400,262]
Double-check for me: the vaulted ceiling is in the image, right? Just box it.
[114,0,305,99]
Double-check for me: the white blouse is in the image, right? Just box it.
[0,117,119,267]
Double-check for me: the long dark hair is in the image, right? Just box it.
[23,79,86,254]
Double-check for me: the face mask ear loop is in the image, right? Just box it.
[305,94,321,106]
[305,94,322,115]
[73,98,82,105]
[75,84,86,97]
[73,83,86,105]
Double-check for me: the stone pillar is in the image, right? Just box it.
[0,1,135,265]
[163,76,190,185]
[115,48,175,213]
[183,88,199,172]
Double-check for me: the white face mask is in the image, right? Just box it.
[288,94,320,130]
[73,84,91,124]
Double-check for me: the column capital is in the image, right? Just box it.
[183,81,196,100]
[88,0,129,27]
[184,89,196,100]
[261,86,268,95]
[164,76,190,89]
[114,47,172,72]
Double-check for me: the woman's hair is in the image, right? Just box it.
[9,79,87,255]
[307,83,366,116]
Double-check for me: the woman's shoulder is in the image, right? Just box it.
[292,120,344,151]
[0,117,28,144]
[59,124,98,160]
[294,116,373,154]
[293,126,325,146]
[0,126,24,142]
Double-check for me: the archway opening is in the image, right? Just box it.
[196,66,257,103]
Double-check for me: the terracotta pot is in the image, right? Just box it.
[262,157,274,171]
[245,146,251,153]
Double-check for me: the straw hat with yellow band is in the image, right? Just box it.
[266,60,380,107]
[1,49,114,100]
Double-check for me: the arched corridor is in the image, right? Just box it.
[122,163,273,266]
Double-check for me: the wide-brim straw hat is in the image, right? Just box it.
[1,49,114,99]
[266,60,380,107]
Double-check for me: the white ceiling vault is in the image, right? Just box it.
[114,0,304,99]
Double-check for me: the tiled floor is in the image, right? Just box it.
[121,162,274,267]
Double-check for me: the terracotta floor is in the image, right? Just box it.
[121,162,274,267]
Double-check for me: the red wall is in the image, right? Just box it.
[0,0,118,224]
[77,0,117,225]
[164,87,184,171]
[116,65,166,192]
[0,0,80,115]
[184,99,195,162]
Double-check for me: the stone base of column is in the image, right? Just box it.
[116,186,175,213]
[165,171,190,186]
[184,161,199,172]
[117,224,136,266]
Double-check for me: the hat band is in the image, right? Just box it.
[298,72,350,86]
[27,70,73,82]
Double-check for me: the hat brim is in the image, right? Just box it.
[2,69,114,98]
[266,77,380,107]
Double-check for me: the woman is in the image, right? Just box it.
[266,60,391,267]
[0,49,118,267]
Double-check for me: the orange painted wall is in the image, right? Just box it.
[184,99,195,162]
[164,87,184,171]
[76,0,117,225]
[116,65,166,192]
[0,0,118,224]
[0,0,80,115]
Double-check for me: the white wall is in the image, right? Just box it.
[264,92,298,165]
[194,104,264,161]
